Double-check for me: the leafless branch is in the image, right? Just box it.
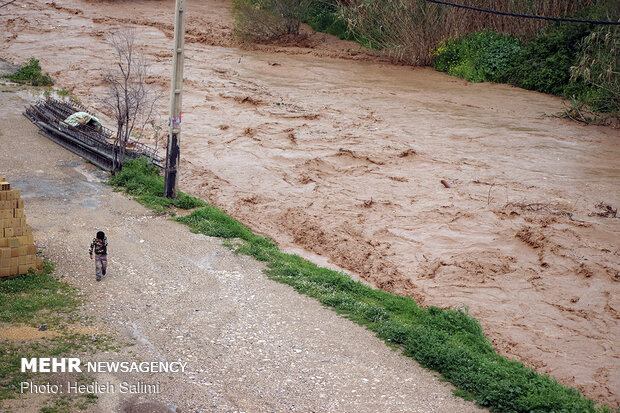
[100,29,160,172]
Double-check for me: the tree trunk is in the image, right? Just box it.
[285,17,300,35]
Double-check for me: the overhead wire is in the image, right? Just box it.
[425,0,620,25]
[0,0,18,9]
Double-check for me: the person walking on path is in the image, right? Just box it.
[89,231,108,281]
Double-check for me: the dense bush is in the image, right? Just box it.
[305,0,350,39]
[568,23,619,118]
[433,31,521,83]
[511,2,618,99]
[508,22,592,95]
[3,58,53,86]
[432,2,618,121]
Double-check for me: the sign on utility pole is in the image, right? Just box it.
[164,0,186,199]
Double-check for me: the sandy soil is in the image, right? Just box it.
[0,326,60,341]
[1,90,484,412]
[1,0,619,406]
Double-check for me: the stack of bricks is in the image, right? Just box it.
[0,178,43,278]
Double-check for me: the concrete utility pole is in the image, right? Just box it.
[164,0,186,198]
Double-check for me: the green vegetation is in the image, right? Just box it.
[42,88,79,103]
[433,23,596,92]
[108,158,206,212]
[566,22,619,122]
[110,160,614,413]
[433,31,521,83]
[3,58,54,87]
[432,3,619,122]
[333,0,598,65]
[56,89,70,97]
[229,0,607,70]
[305,0,350,40]
[229,0,617,120]
[0,262,77,325]
[509,23,590,95]
[0,264,109,409]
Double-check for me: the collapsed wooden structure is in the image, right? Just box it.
[24,98,163,172]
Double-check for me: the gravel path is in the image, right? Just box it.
[1,91,483,412]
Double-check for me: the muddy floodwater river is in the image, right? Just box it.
[2,0,619,407]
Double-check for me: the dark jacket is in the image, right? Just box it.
[89,237,108,256]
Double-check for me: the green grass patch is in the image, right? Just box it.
[111,160,614,412]
[0,262,78,326]
[3,58,54,87]
[0,264,112,409]
[108,158,206,212]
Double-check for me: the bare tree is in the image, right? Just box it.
[102,30,159,172]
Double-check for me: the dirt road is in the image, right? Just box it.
[0,90,486,412]
[1,0,619,406]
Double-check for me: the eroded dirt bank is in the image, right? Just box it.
[2,0,619,406]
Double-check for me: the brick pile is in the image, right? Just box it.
[0,178,43,278]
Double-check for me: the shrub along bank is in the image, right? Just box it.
[433,3,619,122]
[433,31,522,83]
[305,0,600,65]
[232,0,617,121]
[2,58,53,87]
[110,159,614,413]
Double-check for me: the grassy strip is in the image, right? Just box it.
[108,159,205,212]
[0,263,109,411]
[111,159,613,412]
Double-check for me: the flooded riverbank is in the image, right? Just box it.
[2,0,618,406]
